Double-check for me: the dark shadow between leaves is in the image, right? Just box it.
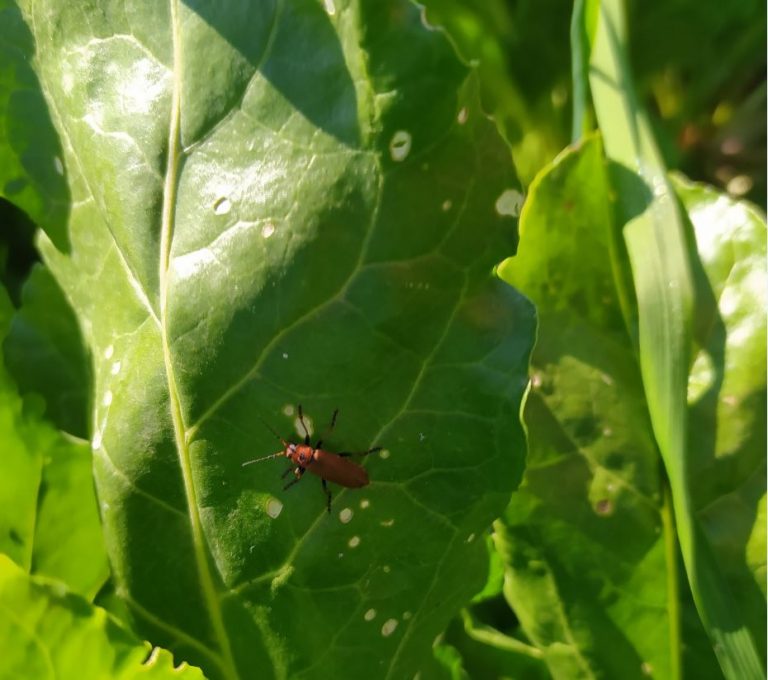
[0,199,38,305]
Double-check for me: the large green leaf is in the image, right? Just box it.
[16,1,534,678]
[0,284,107,600]
[0,555,206,679]
[587,0,764,676]
[497,135,681,679]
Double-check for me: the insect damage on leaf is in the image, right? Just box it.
[242,405,381,514]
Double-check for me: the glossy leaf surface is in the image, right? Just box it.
[17,1,534,678]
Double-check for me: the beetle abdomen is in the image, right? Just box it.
[308,450,369,488]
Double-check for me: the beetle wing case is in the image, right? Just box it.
[308,450,369,488]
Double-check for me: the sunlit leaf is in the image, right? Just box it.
[674,175,767,658]
[0,284,107,599]
[587,0,763,676]
[498,135,679,679]
[0,555,206,680]
[15,1,534,678]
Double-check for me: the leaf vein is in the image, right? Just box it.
[95,445,187,519]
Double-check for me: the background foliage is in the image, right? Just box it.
[0,0,764,679]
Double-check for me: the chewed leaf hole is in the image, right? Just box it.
[381,619,398,637]
[294,414,313,437]
[495,189,524,217]
[213,196,232,215]
[266,498,283,518]
[389,131,412,161]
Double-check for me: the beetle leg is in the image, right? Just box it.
[283,466,305,490]
[281,465,294,479]
[297,404,311,445]
[338,446,382,458]
[321,478,332,514]
[315,408,339,449]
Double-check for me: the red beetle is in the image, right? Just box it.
[242,405,380,513]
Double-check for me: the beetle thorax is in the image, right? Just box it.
[290,443,314,466]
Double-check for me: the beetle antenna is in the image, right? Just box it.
[256,414,289,447]
[242,451,285,466]
[242,413,291,465]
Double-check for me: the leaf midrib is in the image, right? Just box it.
[158,2,238,678]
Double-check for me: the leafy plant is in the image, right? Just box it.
[0,0,764,679]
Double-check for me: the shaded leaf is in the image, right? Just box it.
[442,609,549,680]
[421,0,573,185]
[17,1,534,678]
[4,263,90,437]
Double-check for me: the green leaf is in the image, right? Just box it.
[420,0,573,185]
[4,263,91,437]
[673,175,767,661]
[587,1,764,677]
[0,0,68,248]
[442,609,549,679]
[498,134,680,679]
[470,533,505,604]
[17,1,534,678]
[0,283,107,600]
[417,639,469,680]
[0,554,206,679]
